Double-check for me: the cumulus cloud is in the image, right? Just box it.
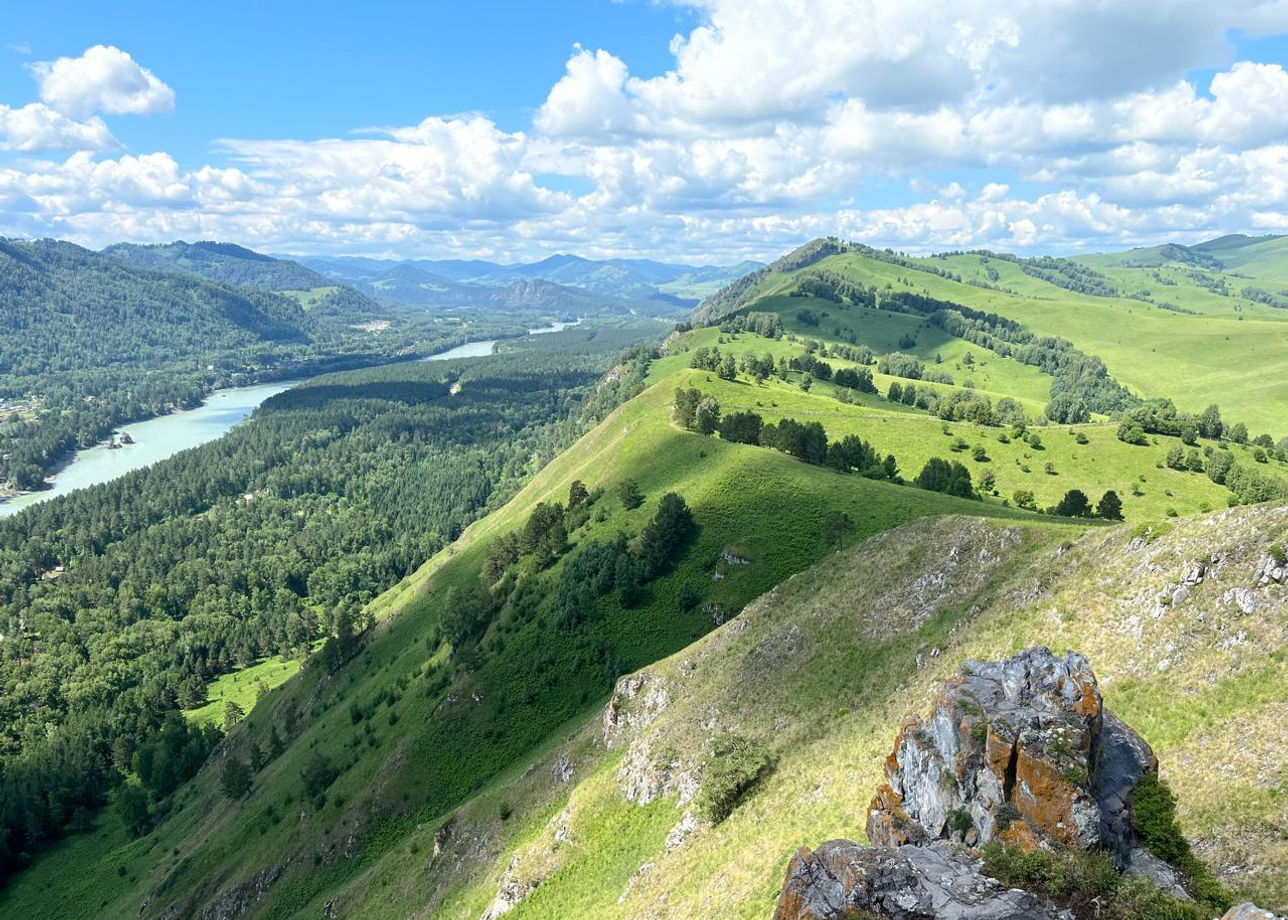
[0,103,117,152]
[31,45,175,118]
[7,4,1288,259]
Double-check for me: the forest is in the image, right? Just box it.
[0,238,545,488]
[0,321,658,881]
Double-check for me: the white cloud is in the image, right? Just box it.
[0,103,117,152]
[7,5,1288,259]
[31,45,174,118]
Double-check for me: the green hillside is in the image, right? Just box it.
[15,500,1283,919]
[0,325,1037,919]
[403,503,1287,920]
[101,241,341,293]
[695,238,1288,436]
[4,235,1288,920]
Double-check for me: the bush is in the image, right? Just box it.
[301,753,338,801]
[981,842,1213,920]
[617,478,644,510]
[696,734,772,824]
[1130,773,1231,912]
[220,755,252,799]
[946,808,973,836]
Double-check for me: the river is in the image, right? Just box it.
[420,318,579,361]
[0,319,580,518]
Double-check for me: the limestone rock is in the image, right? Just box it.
[771,840,1068,920]
[865,647,1156,870]
[1222,904,1287,920]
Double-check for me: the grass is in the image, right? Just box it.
[411,504,1288,920]
[660,327,1255,521]
[183,654,304,726]
[0,350,1035,920]
[279,286,344,310]
[760,247,1288,436]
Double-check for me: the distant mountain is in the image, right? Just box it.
[304,256,690,317]
[103,240,336,292]
[301,252,761,306]
[0,238,316,381]
[102,240,395,325]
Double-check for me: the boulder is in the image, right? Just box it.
[1222,905,1287,920]
[865,647,1155,869]
[771,840,1067,920]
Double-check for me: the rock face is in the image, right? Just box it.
[865,647,1156,872]
[772,840,1067,920]
[772,648,1211,920]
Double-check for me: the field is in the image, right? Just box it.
[184,655,305,726]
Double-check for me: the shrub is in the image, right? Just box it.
[696,734,772,824]
[301,753,338,801]
[980,842,1213,920]
[617,478,644,510]
[1130,773,1231,912]
[220,755,252,799]
[946,808,973,836]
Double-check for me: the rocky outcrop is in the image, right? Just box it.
[773,648,1233,920]
[772,840,1068,920]
[865,647,1157,874]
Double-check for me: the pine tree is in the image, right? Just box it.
[220,756,252,799]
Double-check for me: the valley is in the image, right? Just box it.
[0,233,1286,920]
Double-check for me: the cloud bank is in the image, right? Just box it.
[5,5,1288,260]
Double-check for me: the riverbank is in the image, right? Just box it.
[0,318,581,518]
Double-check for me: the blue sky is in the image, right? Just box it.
[3,1,1288,262]
[3,1,695,156]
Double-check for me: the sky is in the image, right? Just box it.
[4,0,1288,263]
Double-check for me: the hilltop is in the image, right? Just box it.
[695,235,1288,435]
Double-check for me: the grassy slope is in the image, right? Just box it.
[670,322,1272,521]
[732,247,1288,435]
[386,504,1288,920]
[184,655,304,726]
[0,351,1030,920]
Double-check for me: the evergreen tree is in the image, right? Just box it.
[617,478,644,510]
[1097,490,1124,521]
[1055,489,1094,518]
[220,755,252,799]
[694,397,722,435]
[636,493,695,577]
